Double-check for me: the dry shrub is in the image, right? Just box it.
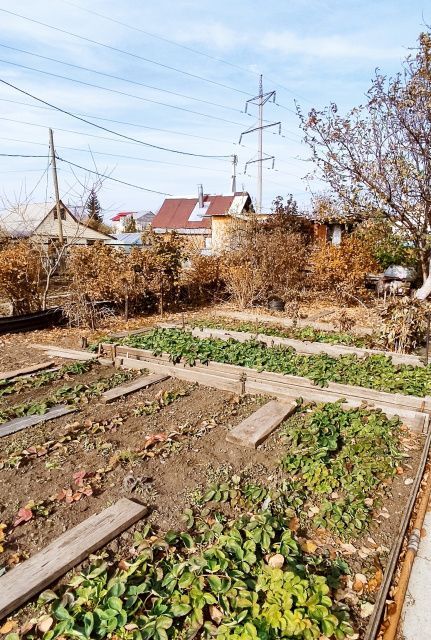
[221,222,309,308]
[66,232,185,325]
[180,254,222,305]
[379,297,426,353]
[0,240,42,314]
[310,236,378,303]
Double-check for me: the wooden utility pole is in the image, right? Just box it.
[49,128,64,243]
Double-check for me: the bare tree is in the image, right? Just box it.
[299,31,431,298]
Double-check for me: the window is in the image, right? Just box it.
[53,207,66,220]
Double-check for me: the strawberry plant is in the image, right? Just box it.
[120,328,431,397]
[0,361,93,398]
[34,510,354,640]
[0,372,134,424]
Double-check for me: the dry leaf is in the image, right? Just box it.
[0,619,17,634]
[267,554,284,569]
[404,478,414,485]
[301,540,317,554]
[360,602,374,618]
[13,507,33,527]
[340,542,357,555]
[38,616,54,633]
[288,516,299,532]
[209,606,223,625]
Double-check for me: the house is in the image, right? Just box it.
[135,211,155,231]
[111,211,136,232]
[0,200,113,244]
[151,187,252,254]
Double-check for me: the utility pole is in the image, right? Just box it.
[231,154,238,193]
[239,75,281,213]
[49,128,64,243]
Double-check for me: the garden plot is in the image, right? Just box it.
[0,373,266,587]
[2,392,425,640]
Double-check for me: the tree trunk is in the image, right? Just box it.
[416,268,431,299]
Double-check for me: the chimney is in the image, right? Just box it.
[198,184,204,208]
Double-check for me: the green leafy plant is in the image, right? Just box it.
[120,328,431,397]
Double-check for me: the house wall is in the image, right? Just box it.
[35,208,111,244]
[211,216,254,254]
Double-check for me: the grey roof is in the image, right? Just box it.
[0,201,57,237]
[108,233,143,245]
[136,211,154,223]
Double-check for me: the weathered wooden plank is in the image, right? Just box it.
[117,357,241,394]
[31,344,96,361]
[113,345,431,412]
[0,499,147,619]
[0,405,76,438]
[226,399,297,448]
[0,361,55,382]
[115,351,428,432]
[102,373,169,403]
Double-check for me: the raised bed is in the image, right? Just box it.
[102,343,430,432]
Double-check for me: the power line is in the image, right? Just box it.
[58,0,313,106]
[0,7,252,97]
[57,156,172,195]
[0,135,230,174]
[0,100,236,145]
[0,43,244,114]
[0,96,300,147]
[0,153,48,157]
[0,59,249,128]
[0,78,233,159]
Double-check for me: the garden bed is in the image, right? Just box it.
[116,328,431,398]
[3,394,425,640]
[1,334,429,639]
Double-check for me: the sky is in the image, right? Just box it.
[0,0,429,220]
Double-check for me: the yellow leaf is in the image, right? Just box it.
[301,540,318,554]
[0,619,17,634]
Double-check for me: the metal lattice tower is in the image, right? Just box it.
[239,75,281,213]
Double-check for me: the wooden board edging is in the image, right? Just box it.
[105,343,431,413]
[226,399,297,448]
[0,405,76,438]
[188,326,424,368]
[0,361,55,382]
[0,499,147,620]
[102,373,169,403]
[113,350,429,433]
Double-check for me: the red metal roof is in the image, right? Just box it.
[152,194,243,230]
[111,212,136,221]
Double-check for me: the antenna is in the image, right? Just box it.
[239,75,281,213]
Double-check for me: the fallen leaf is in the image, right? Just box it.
[340,542,357,555]
[360,602,374,618]
[300,540,317,554]
[7,553,21,567]
[267,554,285,569]
[118,559,130,571]
[142,433,168,449]
[13,507,33,527]
[209,605,223,625]
[288,516,299,532]
[404,478,414,486]
[367,569,383,593]
[37,616,54,633]
[0,620,17,634]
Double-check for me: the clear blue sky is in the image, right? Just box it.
[0,0,429,219]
